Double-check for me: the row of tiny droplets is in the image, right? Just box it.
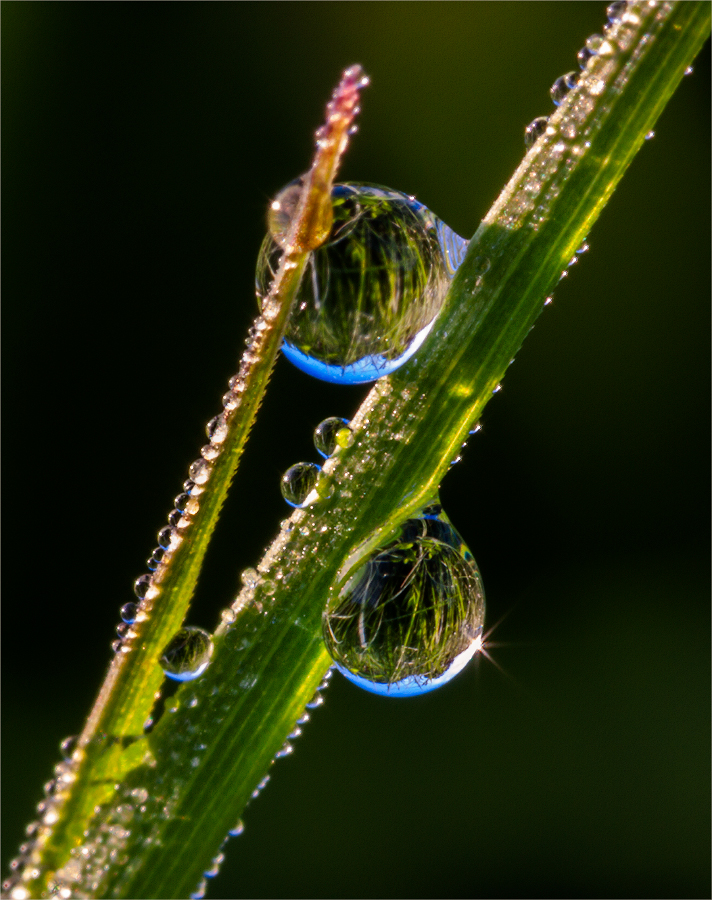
[120,64,371,651]
[1,124,322,899]
[1,263,290,900]
[131,68,372,899]
[518,1,642,310]
[524,0,693,311]
[525,2,637,148]
[188,668,335,900]
[1,302,265,899]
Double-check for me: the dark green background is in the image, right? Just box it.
[3,4,709,898]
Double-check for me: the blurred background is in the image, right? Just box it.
[3,4,709,898]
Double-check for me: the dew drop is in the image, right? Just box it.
[120,602,138,624]
[188,459,212,485]
[524,116,549,147]
[59,736,78,760]
[684,65,693,76]
[644,130,655,141]
[200,443,220,462]
[606,1,627,23]
[157,527,175,550]
[133,575,154,601]
[280,462,321,508]
[160,626,214,682]
[256,182,468,384]
[550,71,578,106]
[577,47,595,69]
[314,417,352,458]
[240,567,260,589]
[323,502,485,696]
[206,414,229,444]
[174,493,190,512]
[228,820,245,837]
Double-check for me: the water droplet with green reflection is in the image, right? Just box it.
[160,626,214,682]
[256,182,469,384]
[323,502,485,696]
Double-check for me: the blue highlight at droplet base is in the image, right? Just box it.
[163,660,211,683]
[333,638,482,697]
[281,317,435,385]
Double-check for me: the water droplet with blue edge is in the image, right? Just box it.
[256,182,469,384]
[120,602,138,624]
[550,71,578,106]
[323,501,485,696]
[314,417,352,458]
[280,462,321,508]
[524,116,548,147]
[160,626,214,682]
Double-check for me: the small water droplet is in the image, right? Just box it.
[524,116,549,147]
[157,527,176,550]
[59,736,78,760]
[275,742,294,758]
[577,47,595,69]
[256,182,468,384]
[685,65,694,76]
[305,692,324,709]
[160,626,214,682]
[585,33,606,53]
[315,471,335,501]
[241,567,260,588]
[314,417,352,458]
[174,493,190,513]
[323,501,485,696]
[204,852,225,878]
[188,459,212,485]
[550,71,578,106]
[120,602,138,625]
[221,607,237,625]
[280,462,321,508]
[134,575,155,600]
[644,130,655,140]
[190,878,208,900]
[200,443,220,462]
[228,820,245,837]
[206,414,229,444]
[606,1,627,23]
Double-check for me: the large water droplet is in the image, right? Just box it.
[256,182,468,384]
[323,503,485,696]
[314,417,353,458]
[280,462,321,508]
[160,626,214,682]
